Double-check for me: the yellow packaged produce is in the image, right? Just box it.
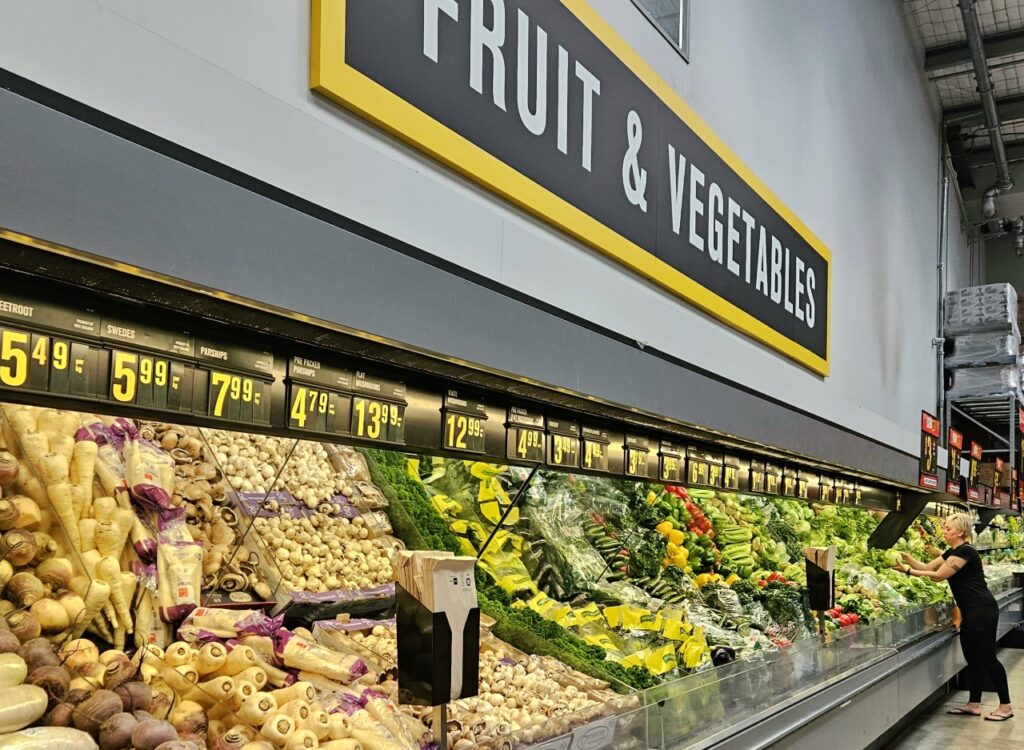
[581,629,621,656]
[571,602,604,625]
[645,643,679,676]
[603,605,624,629]
[619,648,650,670]
[621,605,662,632]
[661,618,694,642]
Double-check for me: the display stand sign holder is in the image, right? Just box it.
[805,545,836,643]
[947,427,964,496]
[395,551,480,750]
[919,412,939,489]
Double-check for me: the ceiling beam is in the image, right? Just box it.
[926,28,1024,71]
[944,92,1024,125]
[966,138,1024,166]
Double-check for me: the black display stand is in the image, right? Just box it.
[396,582,480,707]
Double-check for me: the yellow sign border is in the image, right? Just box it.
[310,0,831,376]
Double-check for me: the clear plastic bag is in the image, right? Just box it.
[945,330,1021,367]
[946,364,1022,401]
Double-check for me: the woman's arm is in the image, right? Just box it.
[902,552,945,571]
[910,555,967,581]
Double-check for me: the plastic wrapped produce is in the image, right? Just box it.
[945,330,1020,367]
[946,364,1022,401]
[944,283,1019,336]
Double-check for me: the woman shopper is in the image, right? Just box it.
[899,512,1012,721]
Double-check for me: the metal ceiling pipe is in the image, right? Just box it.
[959,0,1014,207]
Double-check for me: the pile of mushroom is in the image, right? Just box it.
[251,514,391,594]
[203,433,352,510]
[441,645,607,746]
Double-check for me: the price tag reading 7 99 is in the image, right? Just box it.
[208,370,266,424]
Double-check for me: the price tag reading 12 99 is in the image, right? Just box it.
[352,396,405,443]
[443,412,485,453]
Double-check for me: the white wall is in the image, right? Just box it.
[0,0,970,456]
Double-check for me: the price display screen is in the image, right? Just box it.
[796,471,813,500]
[507,407,545,462]
[286,357,352,435]
[765,463,782,495]
[207,370,270,425]
[782,467,798,497]
[624,435,650,478]
[109,349,193,412]
[723,456,742,490]
[819,475,835,503]
[349,371,406,444]
[289,386,348,434]
[750,460,766,494]
[548,419,580,468]
[442,392,488,454]
[581,427,610,472]
[352,396,405,443]
[660,441,683,483]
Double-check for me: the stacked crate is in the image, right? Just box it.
[944,284,1022,403]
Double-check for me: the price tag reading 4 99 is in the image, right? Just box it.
[513,427,544,462]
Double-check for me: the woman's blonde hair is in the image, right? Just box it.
[944,512,974,542]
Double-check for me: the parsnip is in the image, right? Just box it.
[44,481,80,550]
[78,519,97,552]
[20,433,49,468]
[96,556,131,635]
[71,440,96,507]
[37,453,68,486]
[49,435,75,464]
[69,579,110,640]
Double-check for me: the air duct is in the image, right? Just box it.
[1015,216,1024,256]
[960,0,1014,213]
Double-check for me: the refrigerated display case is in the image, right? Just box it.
[0,254,1020,749]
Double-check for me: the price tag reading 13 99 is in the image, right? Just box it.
[352,396,405,443]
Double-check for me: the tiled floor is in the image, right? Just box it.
[887,648,1024,748]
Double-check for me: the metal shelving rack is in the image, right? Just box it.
[944,394,1022,527]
